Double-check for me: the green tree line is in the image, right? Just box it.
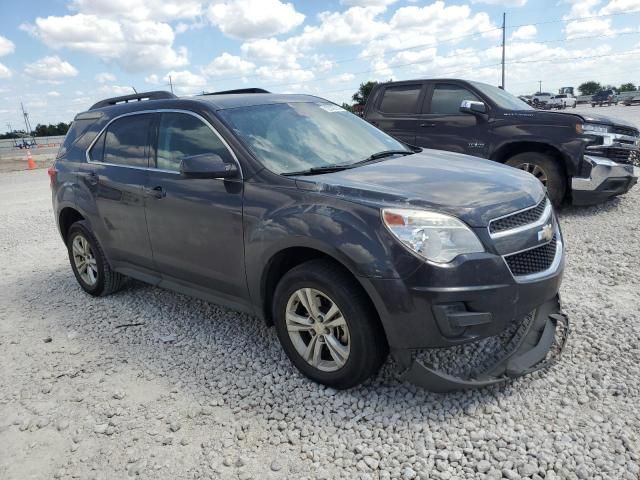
[0,122,70,140]
[577,81,637,96]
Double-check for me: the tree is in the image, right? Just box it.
[577,81,602,96]
[352,81,379,105]
[340,103,354,112]
[618,82,637,92]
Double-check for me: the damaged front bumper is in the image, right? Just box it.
[392,295,569,392]
[572,154,639,205]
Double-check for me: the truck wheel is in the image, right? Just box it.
[67,221,126,296]
[591,103,595,108]
[506,153,566,206]
[272,259,388,389]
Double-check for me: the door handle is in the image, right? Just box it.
[79,172,99,186]
[420,123,436,128]
[143,186,166,199]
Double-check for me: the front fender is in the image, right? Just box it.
[242,183,420,314]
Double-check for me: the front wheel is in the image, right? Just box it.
[506,152,566,206]
[272,260,388,389]
[67,221,126,296]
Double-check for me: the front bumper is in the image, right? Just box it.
[572,155,639,205]
[394,295,569,392]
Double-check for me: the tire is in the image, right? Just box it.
[67,220,126,296]
[592,103,596,108]
[272,259,388,389]
[506,152,566,206]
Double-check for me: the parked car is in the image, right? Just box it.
[548,93,577,109]
[531,92,553,106]
[623,94,640,106]
[50,90,569,392]
[591,90,617,107]
[363,79,640,206]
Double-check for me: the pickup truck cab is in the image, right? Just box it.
[50,90,569,392]
[592,90,618,107]
[363,79,639,206]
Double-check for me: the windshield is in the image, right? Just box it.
[218,101,409,174]
[470,81,534,111]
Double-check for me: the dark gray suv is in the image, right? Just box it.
[50,90,568,391]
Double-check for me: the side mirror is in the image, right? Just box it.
[179,153,238,179]
[460,100,487,115]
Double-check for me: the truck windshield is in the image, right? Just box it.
[218,102,409,174]
[470,82,534,111]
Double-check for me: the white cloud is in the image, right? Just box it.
[164,70,207,94]
[329,73,355,84]
[511,25,537,40]
[21,14,188,72]
[0,35,15,56]
[255,65,314,84]
[47,91,61,97]
[0,63,11,79]
[99,84,136,96]
[203,52,255,77]
[69,0,203,22]
[472,0,527,6]
[24,56,78,82]
[565,18,613,39]
[340,0,398,5]
[599,0,640,15]
[145,74,159,84]
[95,72,116,83]
[207,0,305,40]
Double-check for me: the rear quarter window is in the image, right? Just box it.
[378,85,422,114]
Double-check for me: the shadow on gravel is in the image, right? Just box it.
[9,264,544,427]
[559,196,622,218]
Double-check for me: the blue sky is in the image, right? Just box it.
[1,0,640,130]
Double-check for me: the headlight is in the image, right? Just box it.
[582,123,611,134]
[382,208,484,263]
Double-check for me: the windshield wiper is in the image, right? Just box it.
[357,149,413,163]
[281,150,413,177]
[281,164,353,176]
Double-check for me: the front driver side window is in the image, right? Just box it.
[156,113,231,172]
[430,84,480,115]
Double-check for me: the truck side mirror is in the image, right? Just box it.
[460,100,487,115]
[180,153,238,179]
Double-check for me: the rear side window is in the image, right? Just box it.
[156,112,230,172]
[379,85,421,114]
[429,84,480,115]
[89,131,106,162]
[98,114,153,167]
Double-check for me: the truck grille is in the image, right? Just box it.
[612,126,639,137]
[588,146,640,166]
[504,236,557,276]
[489,198,547,235]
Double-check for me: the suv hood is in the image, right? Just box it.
[294,150,544,227]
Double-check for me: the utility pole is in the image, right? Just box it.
[168,75,174,94]
[501,12,506,89]
[21,103,33,136]
[538,80,542,93]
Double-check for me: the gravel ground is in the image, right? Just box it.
[1,123,640,479]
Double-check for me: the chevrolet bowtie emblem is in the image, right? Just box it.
[538,224,553,242]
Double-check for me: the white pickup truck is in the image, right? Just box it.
[548,93,577,109]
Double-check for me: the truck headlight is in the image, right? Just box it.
[582,123,611,134]
[382,208,484,263]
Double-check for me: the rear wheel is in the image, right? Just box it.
[67,221,126,296]
[506,152,566,206]
[272,259,387,389]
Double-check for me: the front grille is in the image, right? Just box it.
[489,198,547,235]
[505,235,557,276]
[612,126,639,137]
[588,146,640,166]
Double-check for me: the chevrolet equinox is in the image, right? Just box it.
[50,90,569,391]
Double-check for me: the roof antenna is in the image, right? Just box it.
[131,86,138,94]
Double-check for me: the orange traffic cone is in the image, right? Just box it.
[27,149,36,170]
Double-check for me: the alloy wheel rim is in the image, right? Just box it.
[515,162,548,185]
[285,288,350,372]
[72,235,98,286]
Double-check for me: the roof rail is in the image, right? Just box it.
[89,91,177,110]
[200,88,270,96]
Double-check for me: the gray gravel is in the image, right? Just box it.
[1,161,640,478]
